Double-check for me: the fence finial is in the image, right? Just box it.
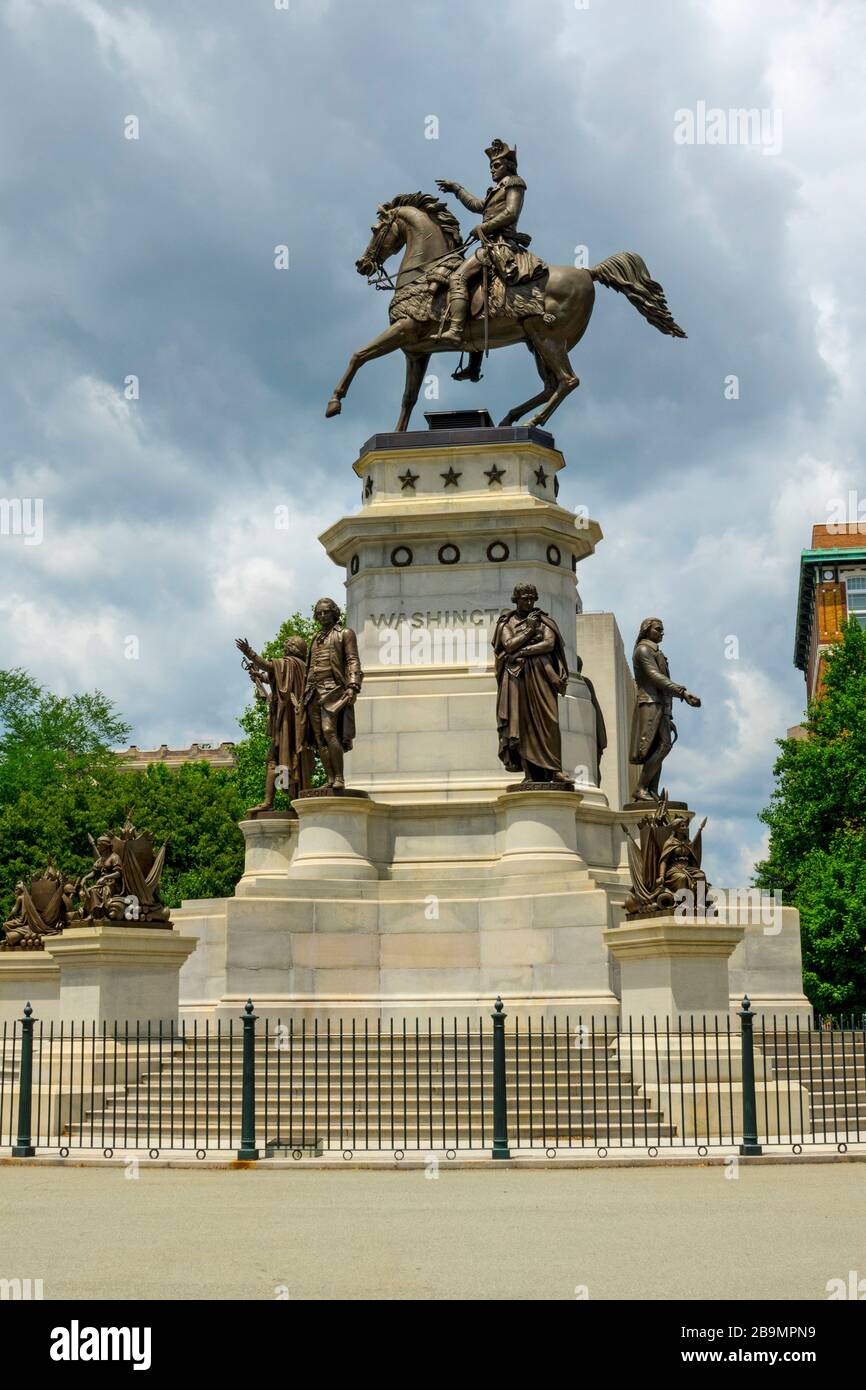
[494,996,504,1014]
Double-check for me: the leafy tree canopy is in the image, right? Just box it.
[0,607,337,918]
[755,618,866,1014]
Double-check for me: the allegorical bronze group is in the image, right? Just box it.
[622,798,710,920]
[1,814,171,952]
[326,138,685,432]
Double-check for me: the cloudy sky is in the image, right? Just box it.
[1,0,863,884]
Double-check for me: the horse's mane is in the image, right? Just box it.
[383,192,463,249]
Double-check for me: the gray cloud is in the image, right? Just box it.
[1,0,863,883]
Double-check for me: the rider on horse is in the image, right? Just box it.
[436,139,540,379]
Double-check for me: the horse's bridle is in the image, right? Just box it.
[364,211,399,289]
[364,207,473,292]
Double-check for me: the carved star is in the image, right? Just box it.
[534,466,548,488]
[484,464,506,486]
[364,476,374,498]
[441,467,462,488]
[398,469,419,491]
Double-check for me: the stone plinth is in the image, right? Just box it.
[604,916,745,1023]
[0,952,60,1026]
[171,427,811,1029]
[237,816,298,886]
[613,1034,810,1142]
[498,789,584,875]
[175,790,620,1023]
[318,430,603,801]
[49,924,197,1028]
[289,796,378,880]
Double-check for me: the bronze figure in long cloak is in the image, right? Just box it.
[492,583,572,784]
[236,633,313,810]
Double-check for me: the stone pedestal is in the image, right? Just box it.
[498,789,584,876]
[237,815,298,888]
[604,915,745,1023]
[0,952,60,1026]
[171,426,812,1029]
[49,924,197,1028]
[613,1031,810,1141]
[289,796,378,880]
[318,428,603,801]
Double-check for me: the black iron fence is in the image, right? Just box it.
[1,997,863,1160]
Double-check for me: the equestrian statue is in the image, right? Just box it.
[325,138,686,432]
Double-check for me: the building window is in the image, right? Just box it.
[846,575,866,628]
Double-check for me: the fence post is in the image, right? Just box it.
[491,996,511,1160]
[738,994,763,1156]
[237,999,259,1161]
[12,1002,36,1158]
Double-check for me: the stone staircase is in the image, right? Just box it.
[755,1031,866,1142]
[55,1032,674,1151]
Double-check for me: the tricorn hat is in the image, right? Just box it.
[485,138,517,163]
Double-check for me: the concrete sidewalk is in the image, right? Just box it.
[2,1163,863,1300]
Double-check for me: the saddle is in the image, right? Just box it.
[469,272,548,323]
[389,246,550,327]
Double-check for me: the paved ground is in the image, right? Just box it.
[2,1161,864,1300]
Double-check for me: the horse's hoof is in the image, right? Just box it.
[498,414,516,426]
[325,397,342,418]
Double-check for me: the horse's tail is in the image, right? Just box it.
[589,251,687,338]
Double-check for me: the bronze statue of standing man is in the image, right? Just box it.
[493,583,572,785]
[628,617,700,803]
[236,633,313,811]
[302,598,363,791]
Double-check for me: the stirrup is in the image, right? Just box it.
[451,352,483,383]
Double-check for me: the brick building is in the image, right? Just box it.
[794,523,866,701]
[117,741,237,772]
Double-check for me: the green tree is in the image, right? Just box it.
[0,670,246,915]
[122,762,245,907]
[755,618,866,1015]
[233,609,325,812]
[0,669,131,917]
[0,609,340,920]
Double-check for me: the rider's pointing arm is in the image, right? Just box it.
[451,185,486,214]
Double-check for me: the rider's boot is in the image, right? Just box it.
[452,351,483,382]
[439,287,470,346]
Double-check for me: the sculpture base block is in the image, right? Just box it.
[176,804,810,1027]
[49,924,197,1028]
[0,951,60,1025]
[604,916,745,1023]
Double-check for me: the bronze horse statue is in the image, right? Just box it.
[325,192,686,432]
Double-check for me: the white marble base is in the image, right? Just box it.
[604,916,745,1023]
[498,789,585,875]
[49,924,197,1028]
[0,951,60,1026]
[175,796,811,1027]
[290,797,378,880]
